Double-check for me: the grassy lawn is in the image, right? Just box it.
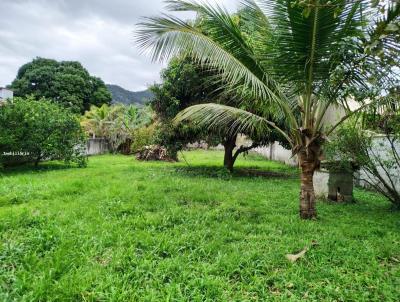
[0,150,399,301]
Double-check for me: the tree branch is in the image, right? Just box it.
[233,142,260,162]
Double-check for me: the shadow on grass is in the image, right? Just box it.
[174,165,298,180]
[0,162,80,176]
[238,168,298,179]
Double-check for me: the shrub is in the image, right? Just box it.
[131,123,157,153]
[0,97,87,167]
[326,121,400,208]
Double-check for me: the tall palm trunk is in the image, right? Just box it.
[298,144,321,219]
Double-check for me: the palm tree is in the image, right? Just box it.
[81,104,112,139]
[82,104,153,152]
[136,0,399,219]
[107,105,153,153]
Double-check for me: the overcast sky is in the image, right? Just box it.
[0,0,238,91]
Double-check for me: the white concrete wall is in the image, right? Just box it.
[0,88,13,100]
[253,135,400,199]
[355,135,400,192]
[86,138,110,155]
[321,100,360,126]
[254,143,298,166]
[251,102,357,166]
[313,170,330,199]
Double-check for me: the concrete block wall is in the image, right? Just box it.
[354,136,400,193]
[254,143,298,167]
[86,138,110,155]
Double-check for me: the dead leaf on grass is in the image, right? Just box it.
[286,247,308,262]
[286,241,318,263]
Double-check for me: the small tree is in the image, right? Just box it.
[149,56,215,160]
[326,113,400,208]
[150,56,288,169]
[107,105,153,154]
[0,97,87,167]
[81,104,112,139]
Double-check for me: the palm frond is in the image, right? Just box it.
[174,103,293,146]
[256,1,365,90]
[366,1,400,66]
[136,2,287,106]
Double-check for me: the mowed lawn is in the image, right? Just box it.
[0,151,399,301]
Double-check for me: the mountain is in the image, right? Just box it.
[106,84,154,106]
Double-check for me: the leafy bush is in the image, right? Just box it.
[152,122,194,161]
[326,121,400,208]
[131,123,157,153]
[132,120,209,160]
[0,97,87,167]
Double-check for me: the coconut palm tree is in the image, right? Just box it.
[136,0,399,219]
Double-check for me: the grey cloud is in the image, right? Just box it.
[0,0,238,91]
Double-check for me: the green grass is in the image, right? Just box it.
[0,150,399,301]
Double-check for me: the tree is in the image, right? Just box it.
[0,96,87,167]
[137,0,400,219]
[81,104,152,153]
[81,104,112,139]
[150,56,288,169]
[149,56,219,161]
[326,90,400,208]
[10,58,112,113]
[107,105,153,154]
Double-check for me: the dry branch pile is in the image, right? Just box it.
[135,145,173,162]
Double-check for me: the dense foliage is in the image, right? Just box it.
[326,117,400,207]
[130,123,157,153]
[361,87,400,131]
[0,97,87,167]
[81,104,152,153]
[149,56,217,160]
[10,58,112,113]
[150,56,287,166]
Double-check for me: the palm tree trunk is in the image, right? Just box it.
[298,146,321,220]
[223,134,237,172]
[299,166,316,219]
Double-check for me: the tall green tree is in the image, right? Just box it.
[10,58,112,113]
[151,55,288,170]
[149,56,215,161]
[137,0,400,219]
